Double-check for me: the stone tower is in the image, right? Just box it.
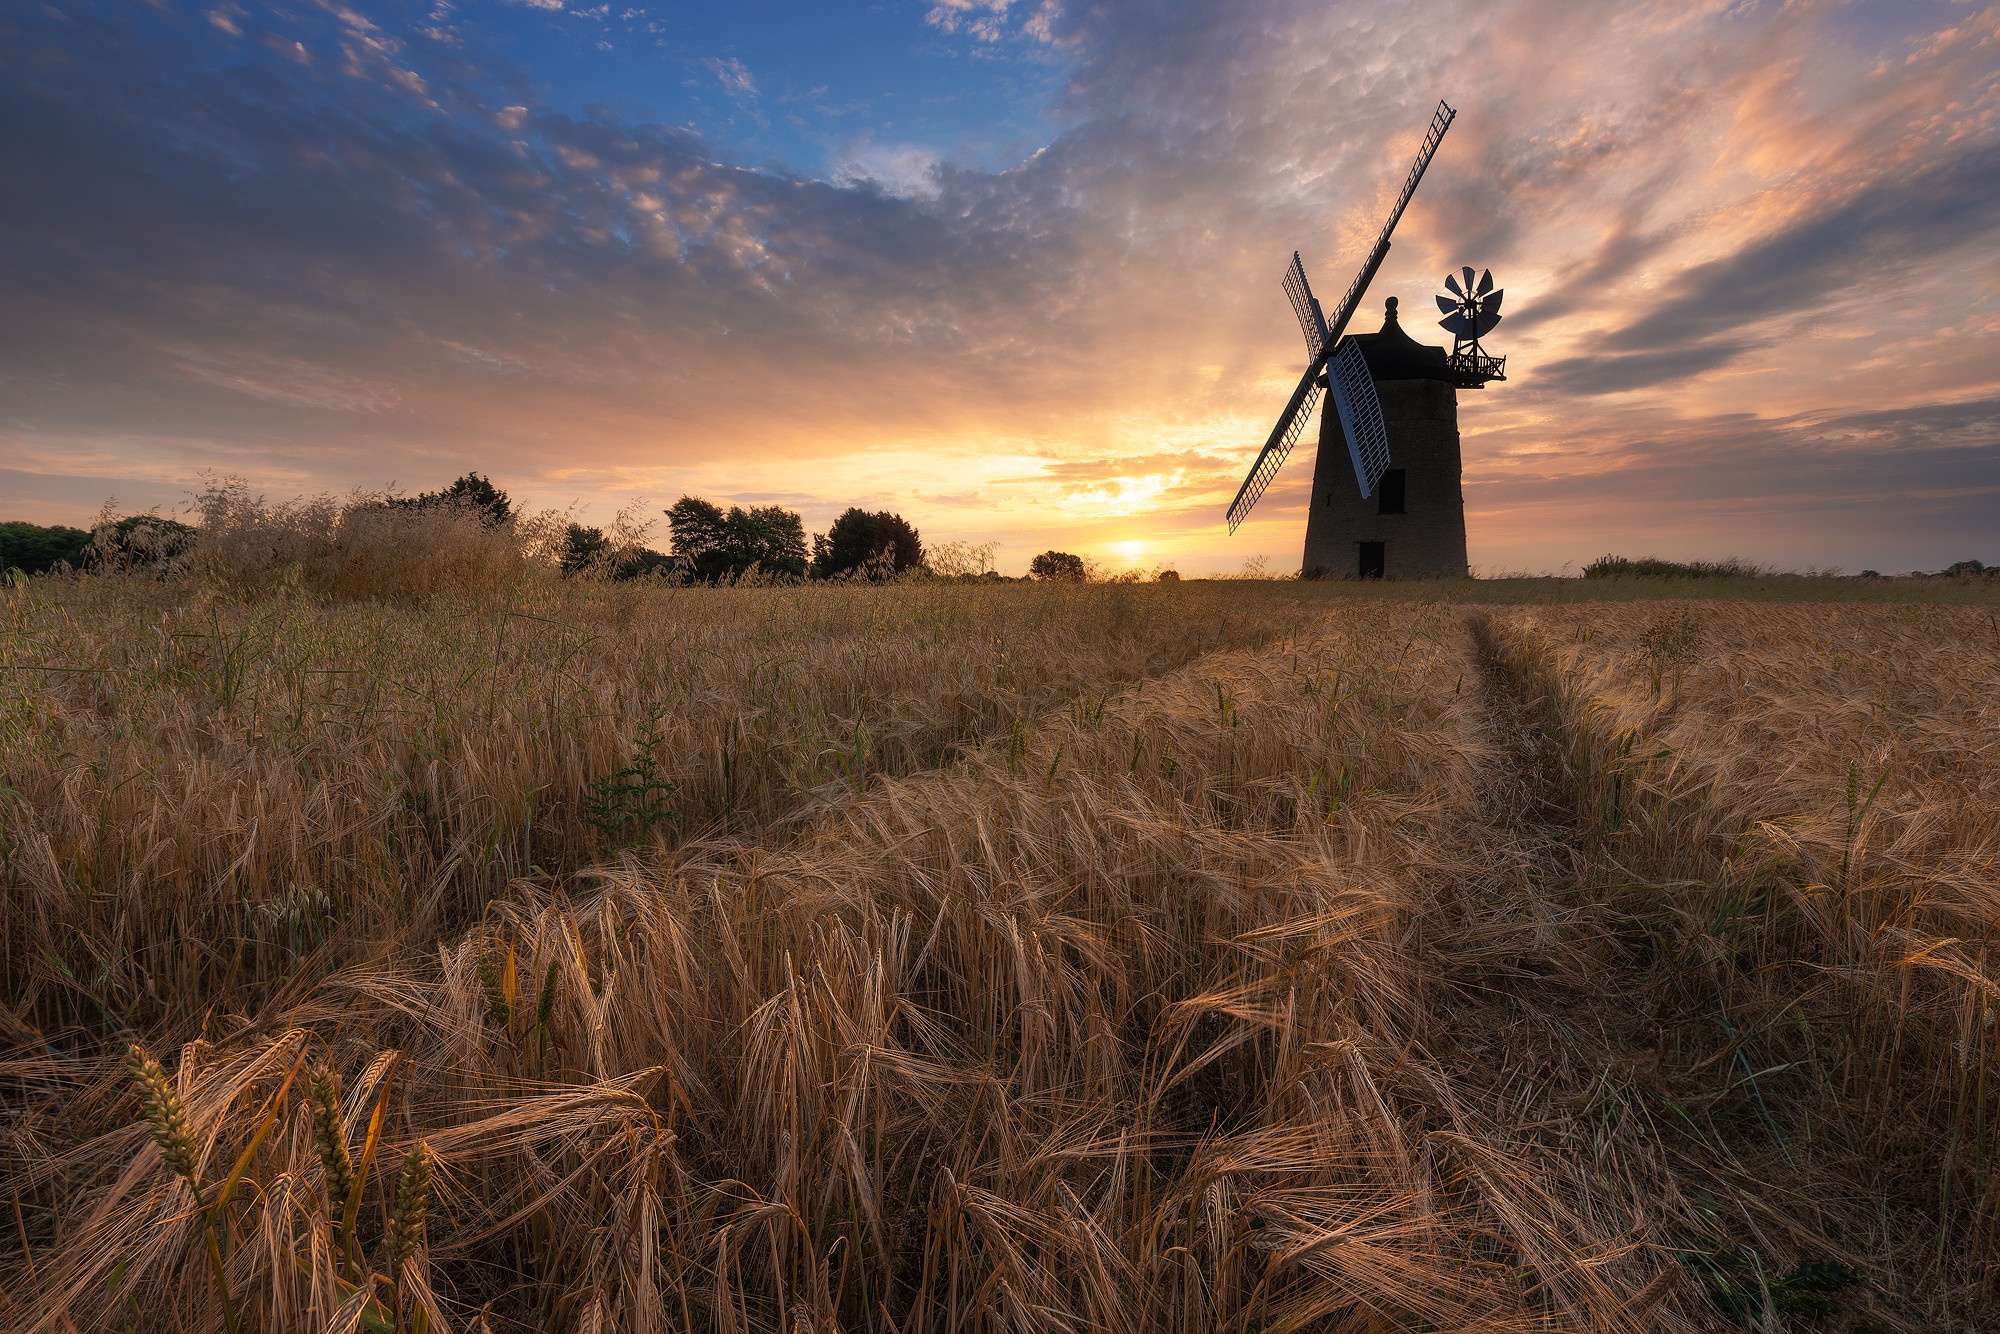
[1302,296,1468,579]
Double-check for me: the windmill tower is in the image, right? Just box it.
[1225,102,1507,578]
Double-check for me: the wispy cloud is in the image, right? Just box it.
[701,54,756,99]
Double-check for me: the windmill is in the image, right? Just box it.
[1438,267,1507,386]
[1225,101,1456,534]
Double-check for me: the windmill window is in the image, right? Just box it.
[1377,469,1406,515]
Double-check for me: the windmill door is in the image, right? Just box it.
[1358,542,1385,579]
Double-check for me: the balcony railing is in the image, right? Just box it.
[1448,348,1506,387]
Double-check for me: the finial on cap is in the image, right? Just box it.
[1383,295,1400,327]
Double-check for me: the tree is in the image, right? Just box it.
[813,508,923,580]
[0,521,92,575]
[393,472,513,525]
[1030,550,1087,582]
[666,496,808,582]
[561,523,610,575]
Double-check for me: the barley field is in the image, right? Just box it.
[3,560,1998,1332]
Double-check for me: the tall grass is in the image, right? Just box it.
[12,601,1692,1332]
[6,514,1998,1329]
[1,564,1325,1032]
[1477,601,2000,1312]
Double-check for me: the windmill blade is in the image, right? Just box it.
[1461,266,1476,295]
[1477,268,1494,296]
[1473,309,1502,337]
[1328,338,1392,499]
[1435,294,1460,316]
[1480,289,1503,314]
[1444,272,1464,299]
[1283,252,1328,360]
[1225,366,1326,533]
[1320,101,1456,345]
[1439,311,1472,336]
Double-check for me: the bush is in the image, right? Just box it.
[667,497,809,583]
[179,476,550,600]
[1583,554,1762,580]
[88,514,197,572]
[813,508,924,580]
[1157,569,1181,582]
[924,540,997,579]
[1030,551,1087,582]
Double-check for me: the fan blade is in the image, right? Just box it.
[1436,294,1460,316]
[1444,272,1464,298]
[1328,338,1392,499]
[1225,365,1326,533]
[1477,268,1494,296]
[1480,289,1504,314]
[1474,310,1502,337]
[1439,312,1472,336]
[1461,266,1476,295]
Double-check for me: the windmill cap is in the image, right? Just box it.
[1348,295,1453,383]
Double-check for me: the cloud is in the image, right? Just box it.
[701,55,756,99]
[833,139,943,199]
[0,0,1996,575]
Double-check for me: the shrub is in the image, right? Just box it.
[1157,568,1181,582]
[924,540,998,579]
[1583,554,1762,579]
[178,476,551,600]
[1029,550,1086,582]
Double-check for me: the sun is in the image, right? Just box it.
[1111,540,1146,563]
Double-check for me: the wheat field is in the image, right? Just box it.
[4,556,1999,1331]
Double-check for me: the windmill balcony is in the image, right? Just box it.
[1448,349,1506,388]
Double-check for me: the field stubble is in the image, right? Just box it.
[3,573,1998,1331]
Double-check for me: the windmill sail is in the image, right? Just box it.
[1226,367,1324,533]
[1283,252,1328,360]
[1320,101,1456,345]
[1328,339,1391,499]
[1225,101,1456,532]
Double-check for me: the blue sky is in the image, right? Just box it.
[3,0,1997,574]
[454,0,1069,186]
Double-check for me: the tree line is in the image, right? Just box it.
[4,473,1159,584]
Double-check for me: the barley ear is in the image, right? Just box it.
[535,958,559,1070]
[308,1066,354,1211]
[383,1141,434,1278]
[125,1042,202,1198]
[476,953,511,1033]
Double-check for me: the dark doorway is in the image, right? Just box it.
[1358,542,1385,579]
[1376,468,1406,515]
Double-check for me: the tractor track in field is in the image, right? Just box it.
[1447,610,1918,1332]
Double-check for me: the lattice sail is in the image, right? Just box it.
[1224,100,1454,530]
[1321,101,1456,346]
[1226,366,1325,533]
[1283,252,1327,361]
[1328,339,1392,499]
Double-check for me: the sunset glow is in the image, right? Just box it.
[3,0,1996,574]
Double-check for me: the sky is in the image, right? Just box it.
[2,0,1997,576]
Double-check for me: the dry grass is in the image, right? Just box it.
[4,551,1998,1331]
